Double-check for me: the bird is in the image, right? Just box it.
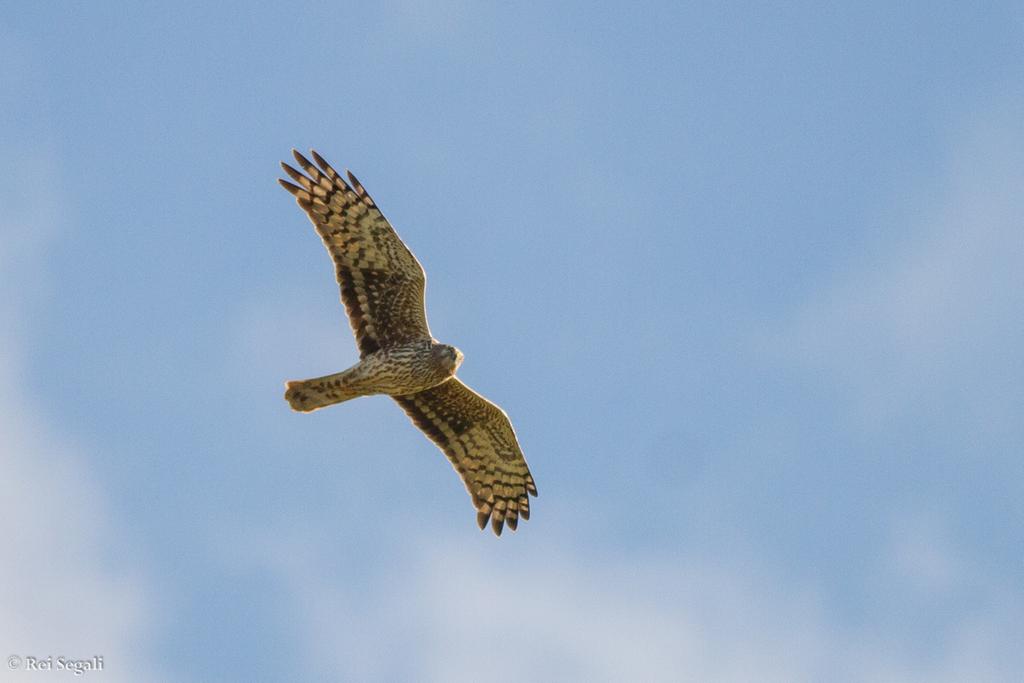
[278,150,537,535]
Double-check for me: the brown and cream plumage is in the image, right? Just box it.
[278,150,537,535]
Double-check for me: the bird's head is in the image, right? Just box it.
[433,343,464,375]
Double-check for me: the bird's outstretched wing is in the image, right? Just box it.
[279,150,430,355]
[393,378,537,536]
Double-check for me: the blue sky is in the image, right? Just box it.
[2,2,1023,681]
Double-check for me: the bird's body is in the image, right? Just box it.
[285,340,462,411]
[278,150,536,535]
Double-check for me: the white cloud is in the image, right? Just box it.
[884,510,965,595]
[0,155,160,681]
[236,526,1023,683]
[239,533,821,682]
[773,103,1024,428]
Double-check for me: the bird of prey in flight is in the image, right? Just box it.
[278,150,537,535]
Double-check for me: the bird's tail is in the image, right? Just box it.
[284,371,363,412]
